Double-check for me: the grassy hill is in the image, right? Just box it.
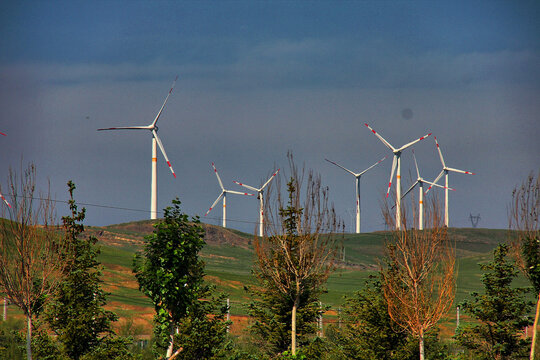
[79,221,530,336]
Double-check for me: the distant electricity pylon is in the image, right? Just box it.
[469,213,481,228]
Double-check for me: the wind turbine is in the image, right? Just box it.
[364,123,431,230]
[400,150,452,230]
[325,156,386,233]
[97,76,178,220]
[427,136,475,227]
[205,162,254,228]
[234,168,280,237]
[0,132,11,208]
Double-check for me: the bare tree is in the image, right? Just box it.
[381,196,456,360]
[253,152,342,355]
[0,164,68,360]
[509,171,540,360]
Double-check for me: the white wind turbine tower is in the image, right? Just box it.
[205,162,254,228]
[0,132,11,208]
[427,136,475,227]
[364,123,432,230]
[325,156,386,233]
[400,150,452,230]
[98,76,178,220]
[234,168,280,237]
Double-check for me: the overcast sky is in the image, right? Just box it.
[0,1,539,233]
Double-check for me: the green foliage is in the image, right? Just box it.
[43,181,131,359]
[133,198,215,353]
[327,276,451,360]
[332,276,414,359]
[455,243,533,359]
[277,350,306,359]
[280,179,303,237]
[246,280,322,355]
[79,336,137,360]
[0,318,25,360]
[32,326,69,360]
[170,292,231,360]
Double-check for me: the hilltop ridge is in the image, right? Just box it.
[86,220,253,250]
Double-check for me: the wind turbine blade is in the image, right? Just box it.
[364,123,396,152]
[226,190,255,196]
[152,130,176,178]
[446,167,475,175]
[358,155,387,176]
[0,192,11,208]
[325,159,356,176]
[261,168,280,190]
[233,181,259,192]
[401,181,419,199]
[397,132,432,152]
[434,136,446,168]
[0,132,6,136]
[386,155,397,198]
[426,170,444,193]
[205,192,224,216]
[412,150,420,178]
[424,180,455,191]
[97,126,150,131]
[212,163,225,190]
[151,75,179,128]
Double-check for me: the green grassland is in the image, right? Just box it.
[94,224,532,324]
[2,224,532,337]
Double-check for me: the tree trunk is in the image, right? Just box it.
[291,295,298,356]
[419,333,424,360]
[166,327,175,358]
[531,292,540,360]
[26,314,32,360]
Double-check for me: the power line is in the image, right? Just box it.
[3,195,262,227]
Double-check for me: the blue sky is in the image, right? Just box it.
[1,1,539,232]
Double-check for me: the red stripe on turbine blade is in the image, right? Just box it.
[172,173,176,178]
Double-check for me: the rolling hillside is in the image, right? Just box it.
[80,220,526,335]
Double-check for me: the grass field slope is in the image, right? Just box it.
[83,221,525,335]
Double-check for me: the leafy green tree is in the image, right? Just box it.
[43,181,131,360]
[335,276,414,359]
[170,290,230,360]
[455,243,533,359]
[134,198,229,358]
[246,277,322,355]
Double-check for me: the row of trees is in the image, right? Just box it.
[0,161,537,359]
[0,165,136,359]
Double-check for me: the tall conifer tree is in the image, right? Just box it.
[44,181,119,359]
